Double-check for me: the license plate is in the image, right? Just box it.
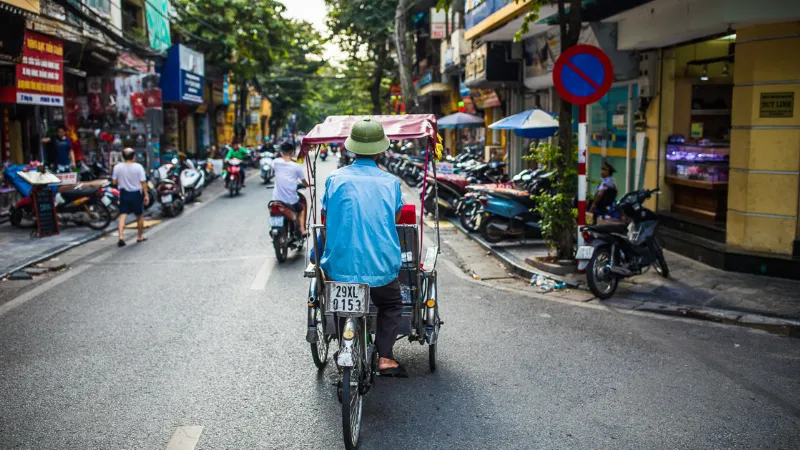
[160,194,172,203]
[101,196,111,206]
[576,246,594,260]
[270,216,284,227]
[325,282,369,315]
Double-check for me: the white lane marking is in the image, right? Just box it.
[250,256,276,290]
[0,265,90,320]
[165,425,203,450]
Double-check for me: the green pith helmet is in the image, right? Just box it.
[344,118,390,155]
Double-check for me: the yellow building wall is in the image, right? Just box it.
[727,22,800,255]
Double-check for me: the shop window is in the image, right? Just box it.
[85,0,111,17]
[122,0,145,39]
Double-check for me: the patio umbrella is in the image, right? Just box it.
[437,112,486,129]
[488,108,559,139]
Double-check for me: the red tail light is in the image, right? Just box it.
[478,196,488,206]
[270,205,284,214]
[581,229,594,243]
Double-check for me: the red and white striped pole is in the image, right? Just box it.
[577,104,587,245]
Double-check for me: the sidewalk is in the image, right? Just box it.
[0,170,256,280]
[445,217,800,324]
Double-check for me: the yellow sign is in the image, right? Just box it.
[759,92,794,118]
[691,122,703,139]
[2,0,40,14]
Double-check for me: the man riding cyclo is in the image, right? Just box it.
[224,141,249,188]
[320,118,407,377]
[273,140,309,236]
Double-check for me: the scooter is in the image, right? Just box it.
[155,160,185,217]
[178,159,205,203]
[226,158,244,197]
[578,189,669,300]
[269,186,307,263]
[319,146,329,161]
[52,182,114,230]
[260,152,275,185]
[477,172,556,243]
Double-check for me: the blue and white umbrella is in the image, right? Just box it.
[437,112,486,129]
[488,108,559,139]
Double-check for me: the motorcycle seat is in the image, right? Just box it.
[488,189,537,207]
[59,189,97,202]
[584,223,628,234]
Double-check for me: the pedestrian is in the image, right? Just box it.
[41,126,75,172]
[112,148,149,247]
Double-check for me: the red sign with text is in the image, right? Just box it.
[16,31,64,107]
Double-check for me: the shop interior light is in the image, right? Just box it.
[722,63,730,76]
[700,65,709,81]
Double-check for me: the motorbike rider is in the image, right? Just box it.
[273,140,309,236]
[320,118,407,377]
[224,141,249,188]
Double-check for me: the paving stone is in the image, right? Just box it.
[7,271,32,280]
[24,268,49,275]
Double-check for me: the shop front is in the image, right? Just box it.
[159,44,205,163]
[607,0,800,277]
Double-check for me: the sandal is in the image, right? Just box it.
[117,240,126,247]
[377,363,409,378]
[136,237,148,243]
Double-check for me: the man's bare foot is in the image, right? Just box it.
[377,357,399,370]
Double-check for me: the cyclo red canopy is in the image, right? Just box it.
[301,114,438,149]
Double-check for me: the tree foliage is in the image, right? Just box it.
[325,0,397,114]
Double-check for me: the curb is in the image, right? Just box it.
[444,217,800,337]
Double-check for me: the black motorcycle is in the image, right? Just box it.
[578,189,669,299]
[269,187,307,262]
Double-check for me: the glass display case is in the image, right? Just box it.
[666,143,729,185]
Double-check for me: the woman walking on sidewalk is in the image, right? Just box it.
[112,148,149,246]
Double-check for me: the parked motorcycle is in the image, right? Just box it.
[52,182,114,229]
[226,158,244,197]
[101,185,121,220]
[424,161,508,217]
[578,189,669,300]
[155,160,185,217]
[178,159,205,203]
[269,187,307,262]
[477,171,555,243]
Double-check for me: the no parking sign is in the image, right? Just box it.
[552,45,614,245]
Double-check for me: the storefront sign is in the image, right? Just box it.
[430,8,458,40]
[691,122,703,138]
[160,44,205,105]
[417,72,433,89]
[759,92,794,118]
[16,31,64,106]
[465,44,487,85]
[222,74,230,105]
[3,0,40,14]
[471,89,500,109]
[145,0,171,52]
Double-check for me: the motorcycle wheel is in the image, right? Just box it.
[479,215,507,244]
[10,206,35,229]
[186,187,195,203]
[85,203,112,230]
[653,239,670,278]
[460,202,482,233]
[273,231,288,263]
[587,248,619,299]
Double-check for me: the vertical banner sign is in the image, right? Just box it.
[17,31,64,106]
[2,107,9,162]
[552,45,613,247]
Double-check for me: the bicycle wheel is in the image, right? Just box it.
[310,306,329,369]
[341,366,363,450]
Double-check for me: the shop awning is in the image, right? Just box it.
[488,108,559,138]
[438,112,485,129]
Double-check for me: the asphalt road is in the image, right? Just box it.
[1,155,798,450]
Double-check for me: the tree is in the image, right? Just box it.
[395,0,419,113]
[515,0,583,259]
[325,0,397,115]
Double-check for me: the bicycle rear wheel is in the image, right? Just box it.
[341,367,362,450]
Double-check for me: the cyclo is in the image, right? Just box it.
[299,115,444,449]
